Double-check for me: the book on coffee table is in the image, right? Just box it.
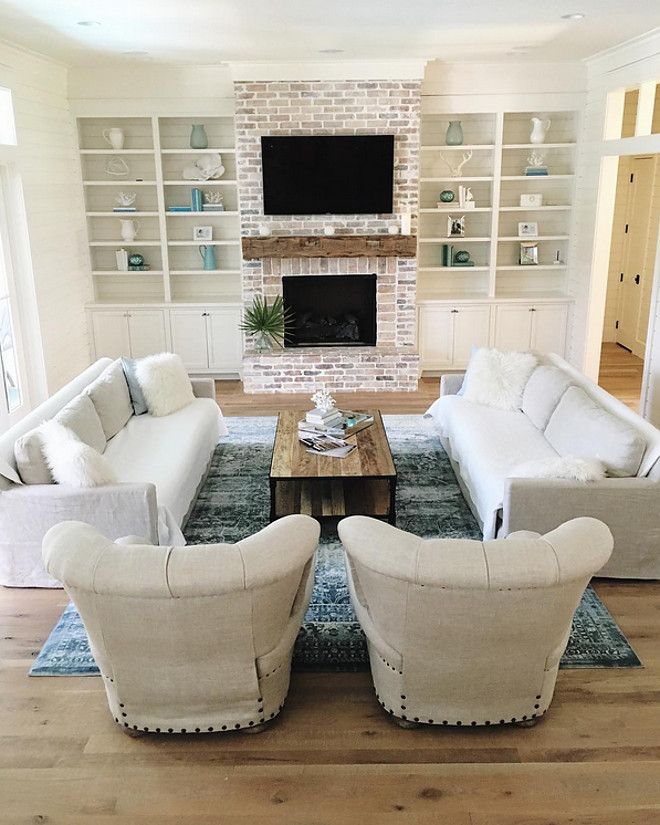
[298,410,374,437]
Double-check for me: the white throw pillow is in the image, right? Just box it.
[461,348,538,411]
[84,360,134,439]
[511,456,606,483]
[39,420,117,487]
[135,352,195,417]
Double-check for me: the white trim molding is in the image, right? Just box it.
[228,59,428,82]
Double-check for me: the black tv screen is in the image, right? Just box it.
[261,135,394,215]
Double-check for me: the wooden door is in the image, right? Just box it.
[90,311,130,360]
[530,304,568,356]
[418,306,453,369]
[617,156,655,353]
[207,308,243,372]
[452,305,492,367]
[493,305,533,351]
[169,309,209,370]
[127,310,169,358]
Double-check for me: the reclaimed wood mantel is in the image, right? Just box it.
[241,234,417,259]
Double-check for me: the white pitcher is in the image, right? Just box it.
[119,219,139,242]
[103,127,125,150]
[530,117,551,144]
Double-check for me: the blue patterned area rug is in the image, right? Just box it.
[30,415,641,676]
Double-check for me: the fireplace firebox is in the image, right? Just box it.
[282,274,377,347]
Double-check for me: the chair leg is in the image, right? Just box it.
[122,726,147,738]
[392,717,421,729]
[242,720,272,734]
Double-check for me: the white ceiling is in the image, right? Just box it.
[0,0,658,65]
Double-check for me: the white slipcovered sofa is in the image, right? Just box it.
[43,515,320,735]
[0,358,227,587]
[425,353,660,579]
[339,515,613,727]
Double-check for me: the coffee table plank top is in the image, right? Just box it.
[270,410,396,480]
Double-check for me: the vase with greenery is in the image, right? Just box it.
[240,294,293,352]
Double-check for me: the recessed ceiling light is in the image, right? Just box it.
[561,12,585,20]
[122,51,151,58]
[318,48,344,54]
[77,20,101,26]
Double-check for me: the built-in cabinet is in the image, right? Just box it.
[418,300,568,370]
[88,305,243,374]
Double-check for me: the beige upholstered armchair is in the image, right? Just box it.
[338,516,613,728]
[43,514,319,735]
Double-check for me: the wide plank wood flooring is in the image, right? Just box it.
[0,349,658,823]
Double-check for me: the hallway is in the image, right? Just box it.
[598,342,645,411]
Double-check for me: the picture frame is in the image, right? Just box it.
[447,215,465,237]
[518,221,539,237]
[193,225,213,241]
[519,242,539,266]
[520,193,543,208]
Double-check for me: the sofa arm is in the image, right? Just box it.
[502,477,660,579]
[191,378,216,400]
[440,373,465,397]
[0,482,159,547]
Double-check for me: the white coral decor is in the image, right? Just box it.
[311,387,336,413]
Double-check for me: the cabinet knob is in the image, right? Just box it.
[529,307,536,312]
[451,309,459,313]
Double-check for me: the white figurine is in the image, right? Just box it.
[311,387,336,413]
[182,153,225,181]
[114,192,137,208]
[439,150,473,178]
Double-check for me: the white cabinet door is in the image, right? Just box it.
[493,305,534,351]
[530,304,568,356]
[207,308,243,372]
[169,310,209,370]
[452,305,492,367]
[90,311,130,360]
[418,306,453,369]
[127,310,169,358]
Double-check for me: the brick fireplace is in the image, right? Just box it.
[234,77,421,393]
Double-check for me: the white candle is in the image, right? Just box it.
[400,211,412,235]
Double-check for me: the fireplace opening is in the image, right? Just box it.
[282,274,377,347]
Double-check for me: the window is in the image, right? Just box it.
[0,201,21,415]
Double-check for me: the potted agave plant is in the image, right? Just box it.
[240,294,293,352]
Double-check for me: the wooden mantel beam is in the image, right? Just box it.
[241,234,417,259]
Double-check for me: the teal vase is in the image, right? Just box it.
[199,244,217,271]
[446,121,464,146]
[190,124,208,149]
[439,189,455,203]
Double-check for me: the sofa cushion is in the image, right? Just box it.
[39,420,117,487]
[102,397,221,525]
[430,394,559,537]
[461,348,537,411]
[121,357,148,416]
[522,365,573,431]
[545,386,646,477]
[54,394,106,453]
[84,360,133,439]
[14,428,52,485]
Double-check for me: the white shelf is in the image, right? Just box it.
[421,176,493,182]
[421,145,494,151]
[503,143,576,149]
[419,237,490,243]
[500,206,571,211]
[83,180,156,186]
[166,211,239,217]
[421,207,492,213]
[419,266,490,272]
[92,270,164,276]
[500,175,574,181]
[161,148,236,154]
[80,149,155,155]
[87,211,160,217]
[499,236,569,241]
[170,269,242,275]
[89,240,161,247]
[167,240,240,246]
[162,180,236,186]
[496,265,567,270]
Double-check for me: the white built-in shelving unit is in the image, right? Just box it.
[77,115,243,374]
[416,109,579,369]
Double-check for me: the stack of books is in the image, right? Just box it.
[305,407,344,429]
[298,409,374,438]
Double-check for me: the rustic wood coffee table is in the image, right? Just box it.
[269,410,397,524]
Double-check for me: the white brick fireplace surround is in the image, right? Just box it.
[234,78,421,393]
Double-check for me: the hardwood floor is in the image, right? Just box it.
[1,358,658,822]
[598,341,645,411]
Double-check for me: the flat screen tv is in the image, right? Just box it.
[261,135,394,215]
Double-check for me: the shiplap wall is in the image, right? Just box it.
[0,42,91,398]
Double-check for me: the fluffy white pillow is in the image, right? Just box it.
[462,348,537,411]
[511,456,606,483]
[39,420,117,488]
[135,353,195,417]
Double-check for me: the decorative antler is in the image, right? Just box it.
[439,150,473,178]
